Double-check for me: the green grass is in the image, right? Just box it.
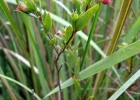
[0,0,140,100]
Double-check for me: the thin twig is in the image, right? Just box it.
[55,30,77,61]
[37,12,77,100]
[58,63,64,72]
[54,30,77,100]
[55,61,62,100]
[36,13,59,55]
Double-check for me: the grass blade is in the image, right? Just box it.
[44,40,140,98]
[124,16,140,43]
[0,71,41,100]
[108,69,140,100]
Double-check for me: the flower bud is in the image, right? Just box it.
[16,4,29,12]
[99,0,112,5]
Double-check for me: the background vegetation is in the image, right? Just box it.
[0,0,140,100]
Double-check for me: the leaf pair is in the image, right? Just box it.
[70,4,99,31]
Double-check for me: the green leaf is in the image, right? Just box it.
[108,69,140,100]
[0,73,41,100]
[66,49,77,66]
[118,42,128,49]
[43,40,140,99]
[86,0,93,5]
[84,0,93,10]
[72,76,81,96]
[23,0,37,12]
[71,13,79,28]
[55,35,65,44]
[124,16,140,43]
[64,26,73,41]
[43,11,52,32]
[73,41,80,57]
[80,3,102,70]
[71,0,81,14]
[65,62,75,74]
[75,4,99,31]
[74,57,80,79]
[82,77,91,96]
[86,95,94,100]
[49,38,56,45]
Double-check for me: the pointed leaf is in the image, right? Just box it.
[72,76,81,96]
[71,0,81,14]
[71,13,79,28]
[49,38,56,45]
[124,16,140,43]
[64,26,73,41]
[74,57,80,78]
[75,4,99,31]
[43,40,140,99]
[82,77,92,96]
[43,11,52,32]
[23,0,37,12]
[86,96,94,100]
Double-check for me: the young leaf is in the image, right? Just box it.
[124,17,140,43]
[75,4,99,31]
[49,38,56,45]
[81,0,87,10]
[66,49,77,66]
[74,57,80,79]
[81,0,93,11]
[72,76,82,96]
[71,0,81,14]
[73,41,80,54]
[64,26,73,41]
[65,62,75,74]
[82,77,92,96]
[23,0,37,12]
[86,0,93,5]
[43,11,52,32]
[55,35,65,44]
[71,13,79,28]
[86,95,94,100]
[118,42,128,49]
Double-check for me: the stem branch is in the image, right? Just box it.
[37,12,77,100]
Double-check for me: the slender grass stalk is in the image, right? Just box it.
[108,69,140,100]
[0,0,29,60]
[108,0,133,54]
[0,73,42,100]
[21,14,48,96]
[80,3,102,70]
[1,0,140,100]
[93,0,133,98]
[44,39,140,98]
[0,69,17,100]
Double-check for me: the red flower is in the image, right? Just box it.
[99,0,112,5]
[16,4,29,12]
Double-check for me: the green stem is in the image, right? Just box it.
[107,0,133,55]
[80,3,102,70]
[93,0,133,98]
